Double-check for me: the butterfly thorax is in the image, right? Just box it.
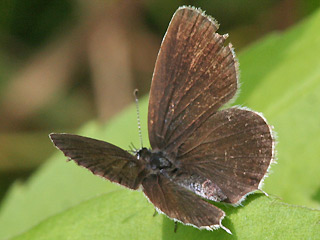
[137,148,176,174]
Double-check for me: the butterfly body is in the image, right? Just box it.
[137,148,175,172]
[50,6,274,234]
[137,147,228,203]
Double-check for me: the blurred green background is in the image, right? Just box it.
[0,0,320,239]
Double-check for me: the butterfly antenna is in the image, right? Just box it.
[134,89,143,149]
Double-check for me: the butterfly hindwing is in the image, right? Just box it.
[142,174,226,230]
[175,108,274,204]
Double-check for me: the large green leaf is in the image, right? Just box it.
[11,192,320,240]
[1,6,320,240]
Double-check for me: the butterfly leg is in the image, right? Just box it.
[174,221,178,233]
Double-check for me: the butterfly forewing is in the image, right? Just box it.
[142,174,225,230]
[49,133,146,190]
[148,6,238,152]
[176,108,273,204]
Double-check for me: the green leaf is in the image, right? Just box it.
[1,6,320,240]
[11,193,320,240]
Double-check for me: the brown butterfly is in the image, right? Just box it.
[50,6,274,234]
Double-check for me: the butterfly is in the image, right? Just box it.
[50,6,274,234]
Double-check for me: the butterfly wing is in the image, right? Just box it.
[175,108,274,204]
[49,133,146,190]
[148,6,238,152]
[142,174,228,231]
